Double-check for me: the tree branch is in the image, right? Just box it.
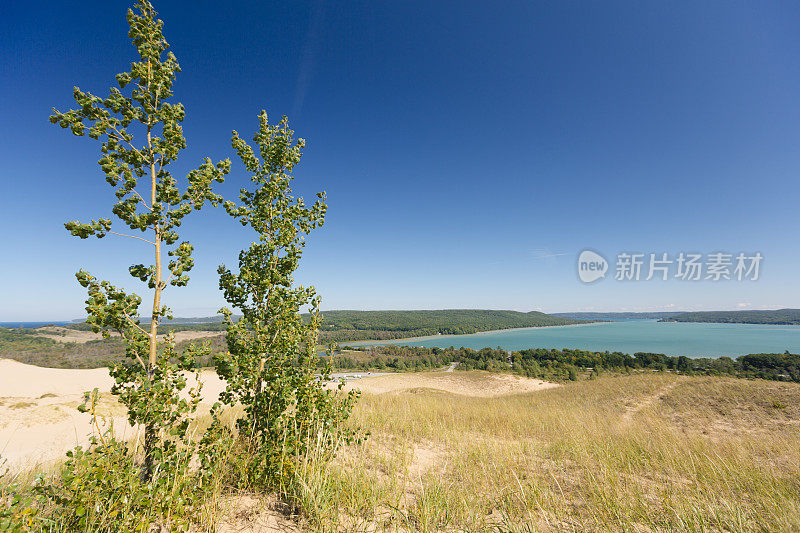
[130,189,153,211]
[108,231,156,246]
[108,124,147,162]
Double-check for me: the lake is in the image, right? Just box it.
[346,320,800,358]
[0,321,72,329]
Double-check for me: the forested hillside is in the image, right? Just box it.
[553,312,682,320]
[662,309,800,325]
[315,309,587,341]
[65,309,589,340]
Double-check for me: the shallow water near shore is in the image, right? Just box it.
[346,320,800,357]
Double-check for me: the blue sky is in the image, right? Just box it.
[2,1,800,320]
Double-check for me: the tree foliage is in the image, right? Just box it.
[49,0,229,478]
[214,111,360,490]
[3,2,362,530]
[662,309,800,325]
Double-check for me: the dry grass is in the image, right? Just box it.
[4,371,799,531]
[293,372,800,532]
[7,401,35,410]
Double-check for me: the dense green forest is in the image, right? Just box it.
[553,312,683,320]
[661,309,800,325]
[64,309,589,340]
[315,309,587,335]
[333,345,800,383]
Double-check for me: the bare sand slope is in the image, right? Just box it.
[342,371,559,397]
[0,359,115,397]
[0,360,228,471]
[31,326,224,344]
[31,326,109,343]
[1,359,132,470]
[0,359,226,400]
[0,393,133,471]
[167,330,225,343]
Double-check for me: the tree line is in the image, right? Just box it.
[661,309,800,325]
[334,345,800,382]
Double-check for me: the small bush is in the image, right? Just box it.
[33,436,215,532]
[0,460,43,532]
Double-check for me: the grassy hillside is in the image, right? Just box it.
[307,373,800,530]
[314,309,587,341]
[5,371,798,530]
[265,372,800,530]
[663,308,800,325]
[0,327,125,368]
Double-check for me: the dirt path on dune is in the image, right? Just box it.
[621,380,680,423]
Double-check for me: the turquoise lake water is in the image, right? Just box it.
[346,320,800,358]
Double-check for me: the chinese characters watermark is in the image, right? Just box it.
[578,250,762,283]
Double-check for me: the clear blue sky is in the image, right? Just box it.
[2,1,800,321]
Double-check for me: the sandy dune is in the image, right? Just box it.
[31,326,110,344]
[165,330,225,344]
[0,401,134,471]
[0,359,226,471]
[0,359,115,397]
[342,371,559,397]
[30,326,223,344]
[0,361,557,472]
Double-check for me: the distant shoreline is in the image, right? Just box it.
[343,321,606,347]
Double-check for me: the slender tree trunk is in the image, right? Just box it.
[255,356,266,396]
[144,124,161,479]
[148,130,161,368]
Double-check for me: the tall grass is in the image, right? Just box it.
[4,372,799,531]
[297,373,800,531]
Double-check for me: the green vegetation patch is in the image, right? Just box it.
[663,308,800,325]
[335,345,800,383]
